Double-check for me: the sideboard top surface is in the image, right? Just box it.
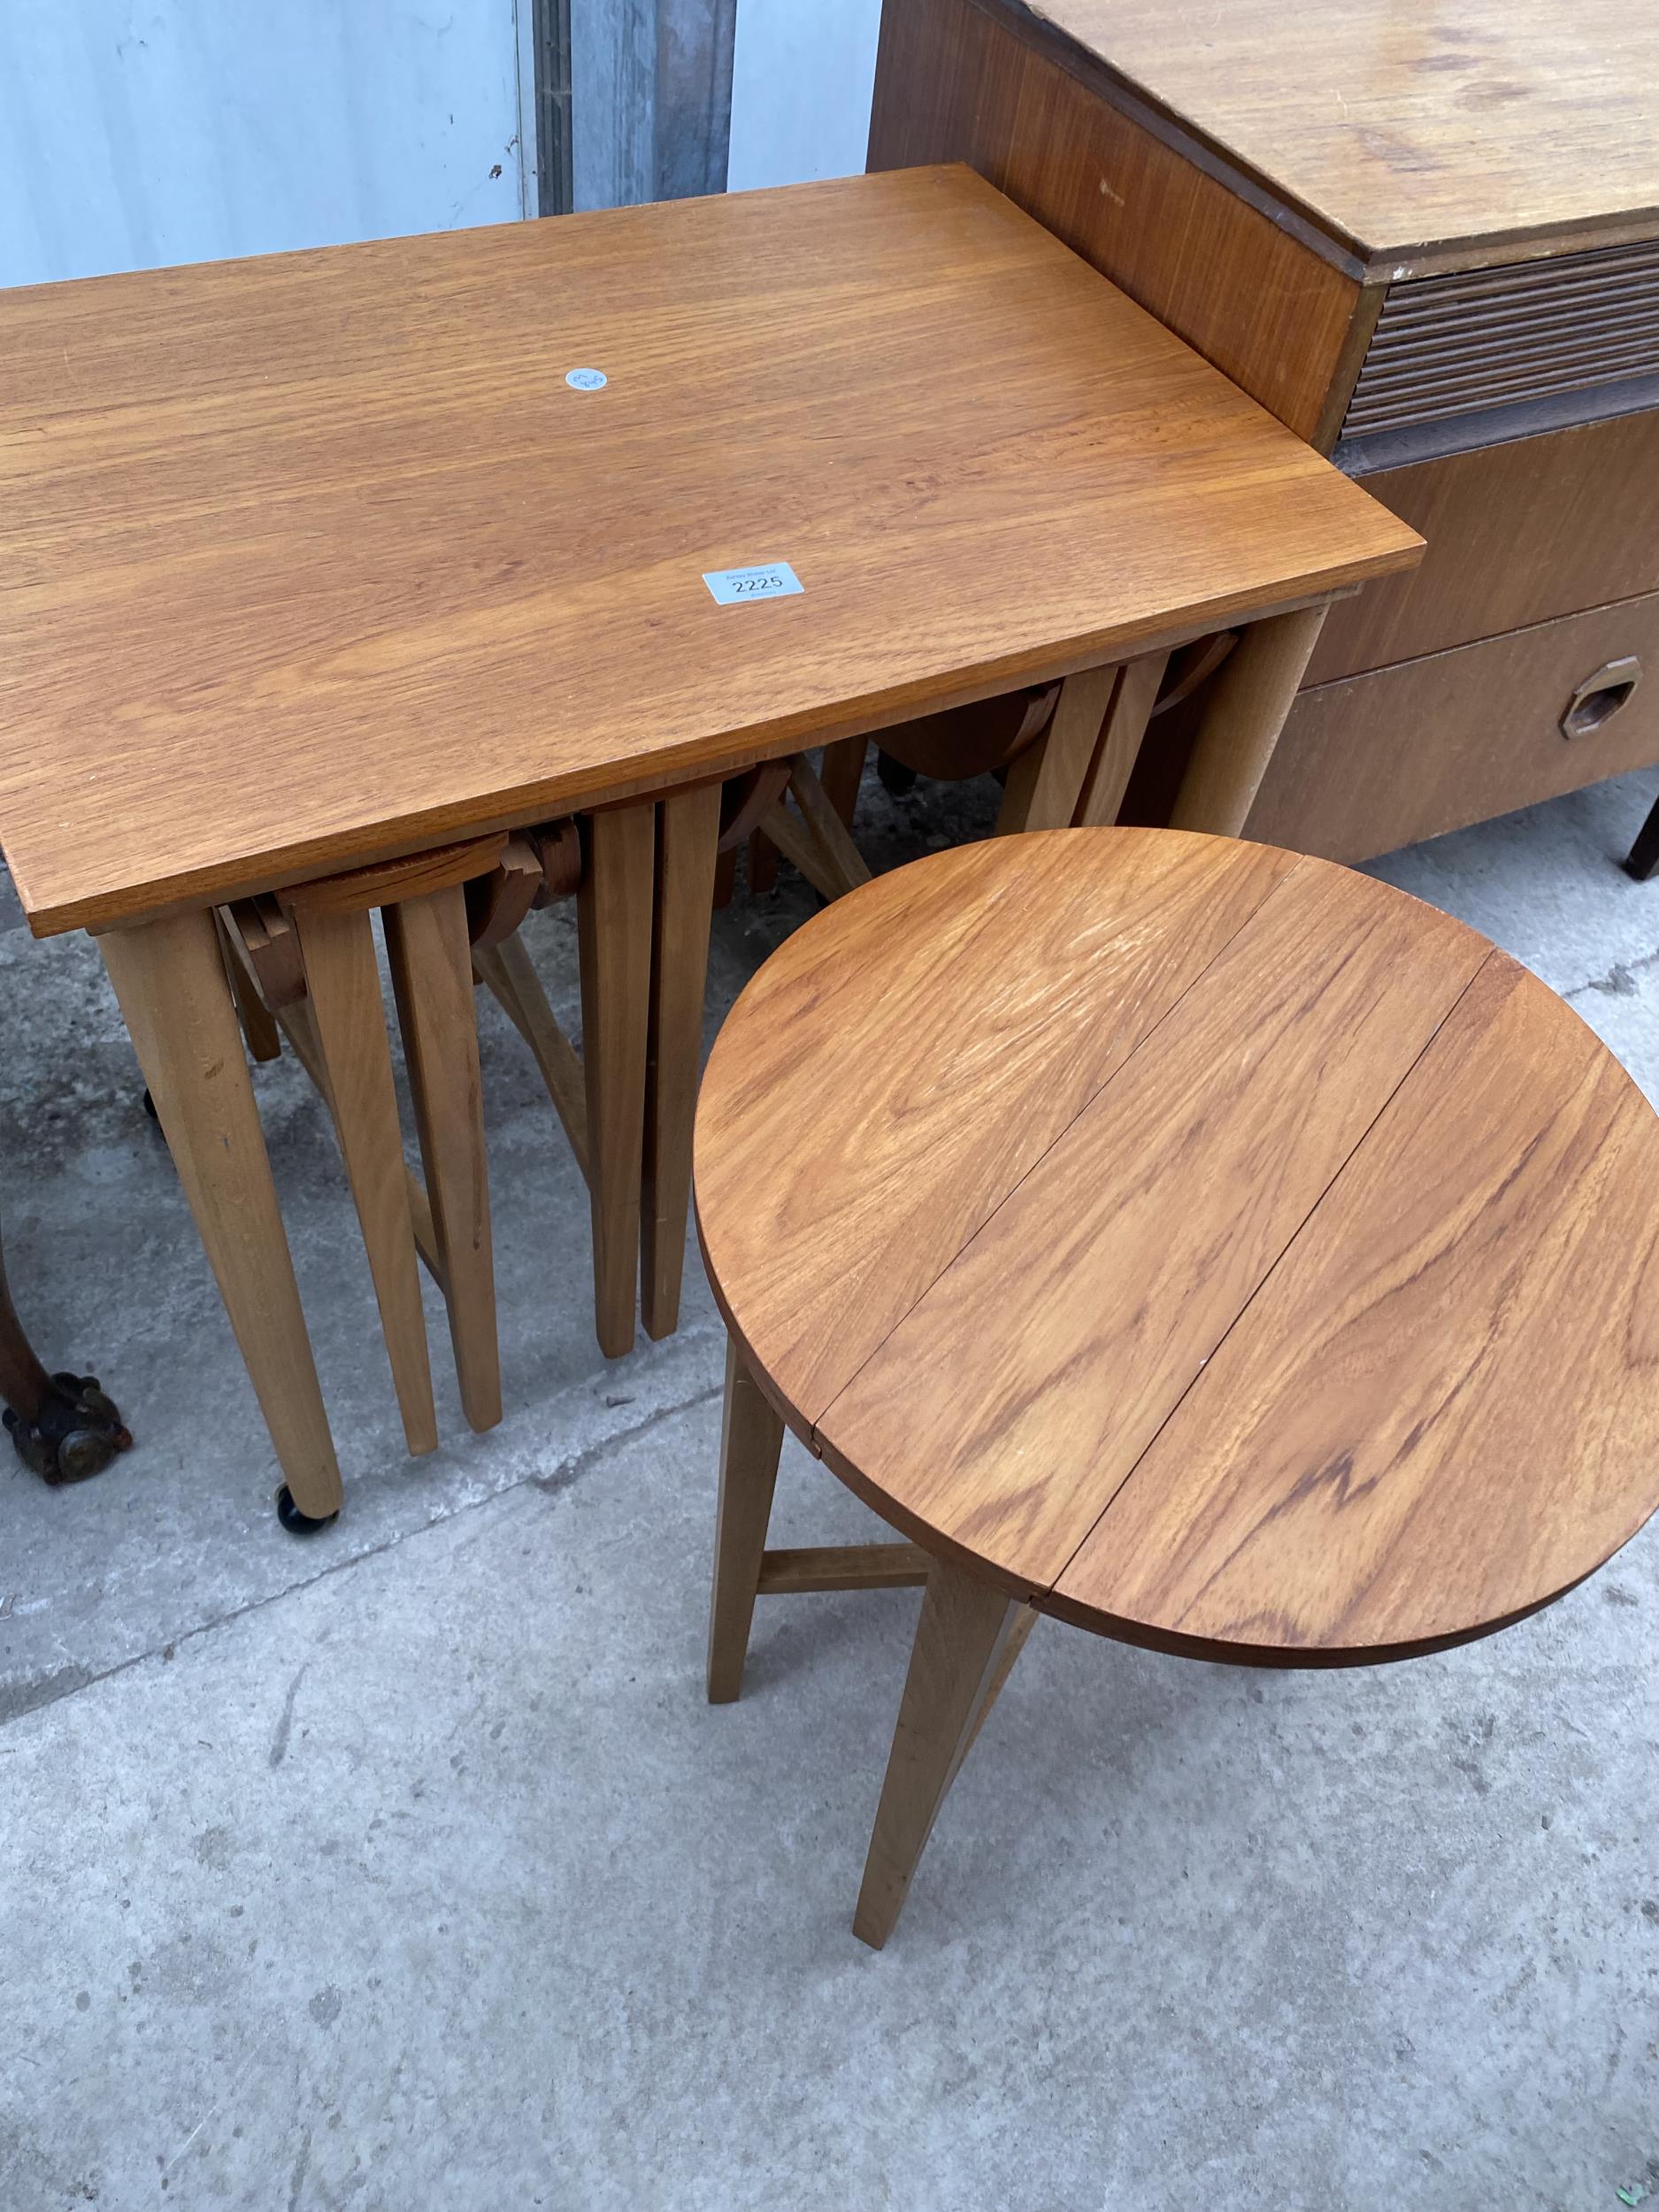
[1015,0,1659,265]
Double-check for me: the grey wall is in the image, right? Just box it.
[0,0,888,290]
[726,0,884,194]
[0,0,526,289]
[570,0,881,211]
[572,0,736,210]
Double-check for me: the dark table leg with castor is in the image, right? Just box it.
[0,1222,132,1484]
[1624,793,1659,881]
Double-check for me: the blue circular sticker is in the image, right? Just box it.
[565,367,608,391]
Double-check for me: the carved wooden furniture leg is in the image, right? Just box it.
[1171,605,1329,835]
[1075,651,1172,827]
[384,885,500,1433]
[0,1220,133,1485]
[101,908,342,1528]
[995,663,1119,833]
[286,900,439,1457]
[853,1559,1033,1950]
[642,781,724,1340]
[578,803,657,1357]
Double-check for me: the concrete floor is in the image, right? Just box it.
[3,764,1658,2210]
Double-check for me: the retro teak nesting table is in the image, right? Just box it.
[0,167,1419,1518]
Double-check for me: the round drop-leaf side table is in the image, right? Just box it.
[694,829,1659,1947]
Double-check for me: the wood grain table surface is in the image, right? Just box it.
[0,165,1418,938]
[695,828,1659,1667]
[1005,0,1659,262]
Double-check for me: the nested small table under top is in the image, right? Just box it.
[0,167,1418,1520]
[695,830,1659,1943]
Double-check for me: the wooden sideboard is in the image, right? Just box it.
[868,0,1659,861]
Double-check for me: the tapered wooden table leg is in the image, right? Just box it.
[214,911,283,1063]
[819,734,869,829]
[1171,604,1328,836]
[290,902,439,1456]
[853,1556,1027,1950]
[475,936,590,1181]
[995,664,1118,834]
[706,1337,787,1704]
[1075,651,1171,827]
[100,908,342,1521]
[384,886,500,1433]
[642,781,723,1340]
[579,802,657,1357]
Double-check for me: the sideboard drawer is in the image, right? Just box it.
[1310,407,1659,685]
[1249,592,1659,863]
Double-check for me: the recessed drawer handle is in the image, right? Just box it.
[1562,657,1642,740]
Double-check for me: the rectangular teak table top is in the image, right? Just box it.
[0,164,1420,937]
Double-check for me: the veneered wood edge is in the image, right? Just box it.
[1313,284,1389,455]
[1383,213,1659,286]
[871,19,1369,441]
[717,1261,1613,1663]
[976,0,1659,280]
[956,0,1371,275]
[1029,1575,1582,1669]
[31,583,1405,939]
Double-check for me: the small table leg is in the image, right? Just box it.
[384,885,501,1434]
[1075,651,1171,827]
[854,1556,1034,1950]
[1170,603,1329,837]
[642,781,723,1340]
[292,902,440,1456]
[995,663,1118,834]
[706,1335,786,1703]
[578,802,657,1356]
[100,908,342,1524]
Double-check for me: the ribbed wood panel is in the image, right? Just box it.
[1344,240,1659,438]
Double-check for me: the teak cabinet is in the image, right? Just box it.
[869,0,1659,861]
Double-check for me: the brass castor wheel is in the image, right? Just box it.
[4,1373,134,1486]
[275,1483,338,1535]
